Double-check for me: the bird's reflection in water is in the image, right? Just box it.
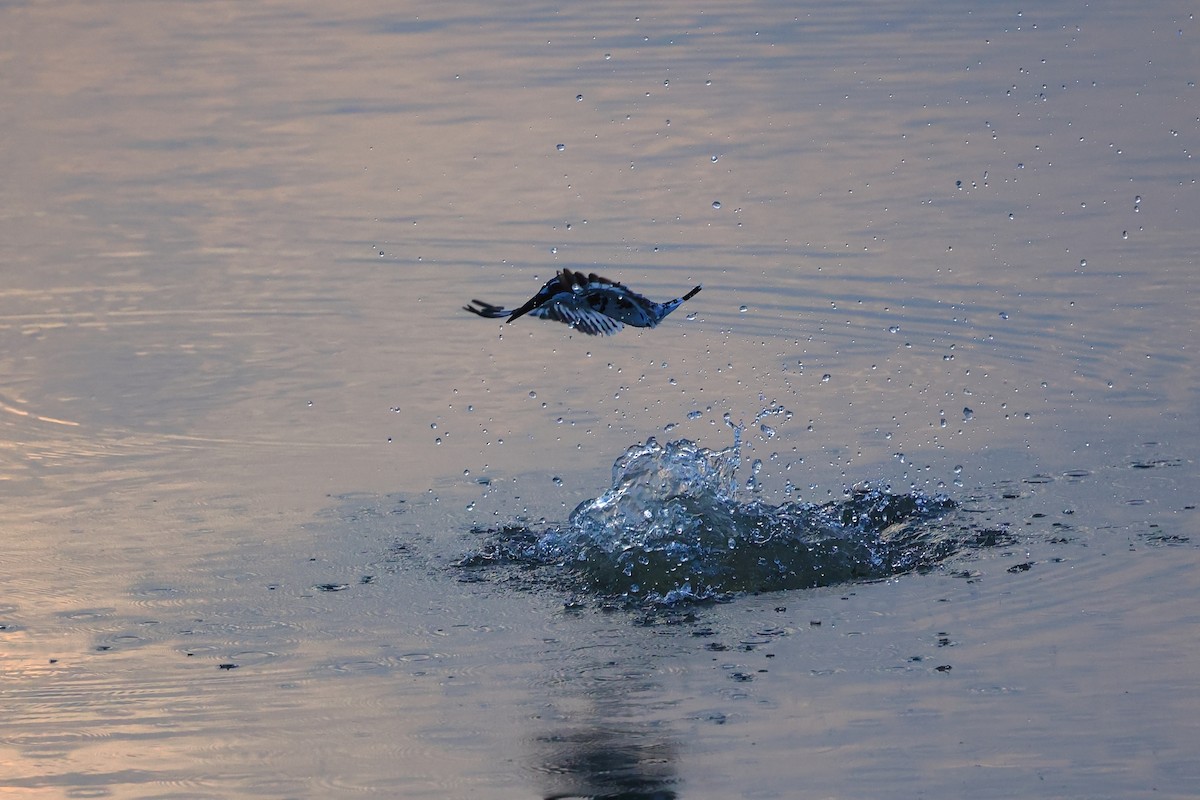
[532,722,678,800]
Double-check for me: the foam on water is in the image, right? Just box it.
[462,428,958,605]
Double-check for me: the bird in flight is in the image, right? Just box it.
[464,268,701,336]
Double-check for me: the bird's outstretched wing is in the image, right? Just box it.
[464,297,622,335]
[533,300,624,336]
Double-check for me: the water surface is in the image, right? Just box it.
[2,1,1198,798]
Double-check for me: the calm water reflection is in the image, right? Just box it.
[3,1,1198,797]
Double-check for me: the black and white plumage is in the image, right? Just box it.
[464,269,701,336]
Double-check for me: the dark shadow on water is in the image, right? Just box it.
[533,723,679,800]
[526,651,681,800]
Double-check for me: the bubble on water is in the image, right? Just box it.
[962,407,974,421]
[687,410,703,420]
[999,311,1009,320]
[760,424,776,439]
[1080,258,1087,268]
[738,305,748,313]
[528,390,537,399]
[712,200,722,210]
[888,325,901,334]
[576,94,583,101]
[552,476,563,487]
[711,155,719,163]
[556,143,565,152]
[821,374,831,383]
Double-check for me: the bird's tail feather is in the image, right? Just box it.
[464,300,509,319]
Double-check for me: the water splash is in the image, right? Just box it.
[461,432,958,606]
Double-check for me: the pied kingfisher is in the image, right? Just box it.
[464,268,702,336]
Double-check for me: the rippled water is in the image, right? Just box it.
[3,1,1199,798]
